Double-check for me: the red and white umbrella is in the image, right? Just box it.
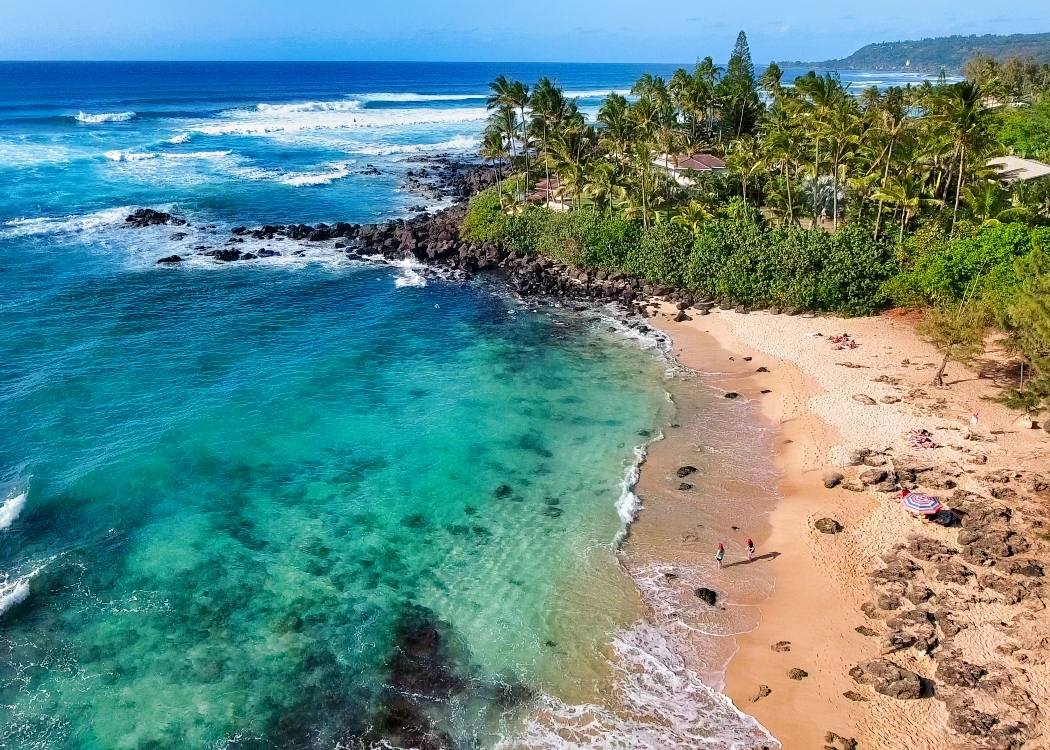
[900,490,943,515]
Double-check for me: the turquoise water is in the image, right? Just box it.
[1,254,668,747]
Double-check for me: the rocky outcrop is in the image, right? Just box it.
[126,208,186,227]
[848,659,929,699]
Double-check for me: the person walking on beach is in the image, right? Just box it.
[746,537,755,561]
[715,543,725,569]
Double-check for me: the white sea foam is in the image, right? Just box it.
[0,206,132,238]
[349,135,480,156]
[563,88,632,99]
[75,111,137,124]
[255,99,362,113]
[104,149,232,162]
[192,106,488,136]
[615,443,649,526]
[0,578,29,617]
[501,622,779,749]
[0,141,74,167]
[389,258,428,288]
[0,491,26,531]
[104,150,155,162]
[360,92,486,102]
[167,132,191,144]
[278,162,353,187]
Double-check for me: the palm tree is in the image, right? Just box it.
[530,77,566,202]
[727,135,765,218]
[583,160,625,217]
[597,94,633,159]
[872,175,943,245]
[762,103,802,225]
[868,97,911,239]
[488,76,531,183]
[820,95,861,230]
[626,139,658,229]
[961,181,1028,225]
[759,63,784,104]
[933,80,990,235]
[480,126,509,208]
[672,200,715,233]
[795,72,847,223]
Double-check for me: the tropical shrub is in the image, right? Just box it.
[885,223,1047,313]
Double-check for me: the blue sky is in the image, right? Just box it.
[1,0,1046,62]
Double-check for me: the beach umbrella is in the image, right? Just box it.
[900,490,943,515]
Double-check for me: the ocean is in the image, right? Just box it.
[0,62,945,749]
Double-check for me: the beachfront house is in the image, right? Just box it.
[988,156,1050,184]
[652,152,727,187]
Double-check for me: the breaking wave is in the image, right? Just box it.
[0,490,26,531]
[193,106,488,136]
[255,99,362,114]
[278,162,353,187]
[0,576,30,617]
[0,206,132,238]
[103,149,231,162]
[360,92,486,102]
[74,111,137,124]
[348,135,479,156]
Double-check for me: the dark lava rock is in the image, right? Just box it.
[126,208,186,227]
[493,484,513,499]
[787,668,809,680]
[678,482,694,491]
[849,659,929,699]
[815,517,843,534]
[935,658,986,688]
[695,587,718,606]
[676,466,698,478]
[771,641,791,652]
[156,255,182,264]
[724,392,740,399]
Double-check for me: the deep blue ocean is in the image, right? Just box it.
[0,62,946,749]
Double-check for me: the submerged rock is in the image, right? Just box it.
[695,587,718,606]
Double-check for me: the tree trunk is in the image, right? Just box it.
[899,207,907,246]
[542,121,551,203]
[832,154,839,231]
[812,141,820,223]
[934,349,950,387]
[951,143,966,237]
[519,106,529,187]
[874,140,893,241]
[495,157,504,209]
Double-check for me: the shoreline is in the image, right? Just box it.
[641,304,1050,750]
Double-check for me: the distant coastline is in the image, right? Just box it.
[784,31,1050,73]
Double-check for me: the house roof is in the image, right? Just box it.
[670,153,727,171]
[988,156,1050,183]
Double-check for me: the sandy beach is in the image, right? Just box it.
[633,303,1050,750]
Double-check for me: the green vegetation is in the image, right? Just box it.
[470,31,1050,416]
[790,32,1050,73]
